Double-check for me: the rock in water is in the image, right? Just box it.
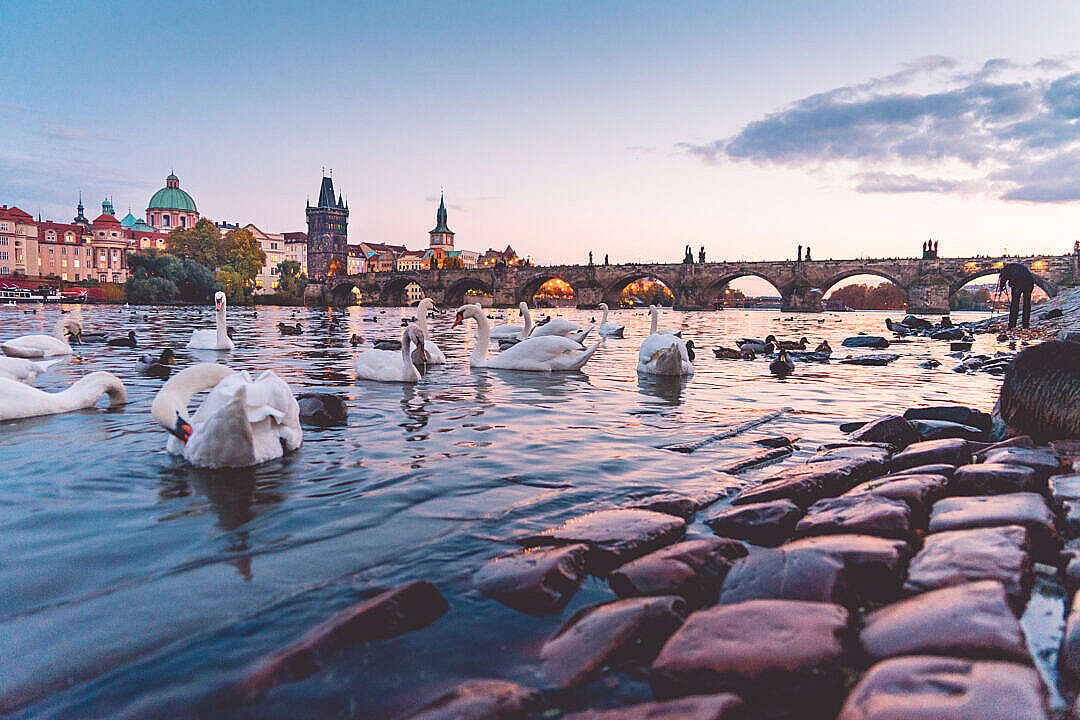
[998,341,1080,441]
[840,354,900,366]
[842,336,890,349]
[562,694,745,720]
[296,392,348,426]
[473,544,589,615]
[404,679,541,719]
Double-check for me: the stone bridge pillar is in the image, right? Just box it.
[906,281,950,314]
[575,286,603,308]
[304,282,329,306]
[781,285,824,313]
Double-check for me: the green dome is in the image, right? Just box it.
[147,173,197,212]
[121,211,137,228]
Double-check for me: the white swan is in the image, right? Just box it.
[0,357,60,384]
[188,291,234,351]
[151,363,302,469]
[597,303,625,338]
[2,317,82,358]
[453,304,602,371]
[415,298,446,364]
[530,316,594,345]
[0,371,126,421]
[354,325,425,383]
[488,302,534,340]
[638,306,693,376]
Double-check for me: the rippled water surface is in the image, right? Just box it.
[0,304,1013,718]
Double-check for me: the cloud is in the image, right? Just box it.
[683,56,1080,203]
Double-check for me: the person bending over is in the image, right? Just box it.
[998,262,1035,329]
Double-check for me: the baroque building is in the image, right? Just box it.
[306,175,348,281]
[146,172,199,230]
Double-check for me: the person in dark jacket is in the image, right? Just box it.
[998,262,1035,329]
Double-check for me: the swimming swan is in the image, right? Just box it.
[0,357,60,384]
[453,304,602,371]
[597,303,625,338]
[188,291,234,351]
[488,302,534,340]
[152,363,302,468]
[0,371,126,421]
[638,306,693,376]
[354,325,425,383]
[416,298,445,364]
[2,317,82,358]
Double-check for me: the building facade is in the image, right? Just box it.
[396,252,425,272]
[347,244,368,275]
[284,231,307,275]
[238,224,287,293]
[306,175,348,281]
[147,173,199,231]
[0,205,38,276]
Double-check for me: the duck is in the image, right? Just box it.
[354,325,425,383]
[2,317,82,358]
[151,362,302,469]
[767,335,808,351]
[107,330,137,347]
[736,338,772,353]
[350,334,362,346]
[372,338,403,350]
[597,303,625,338]
[453,304,602,371]
[814,340,832,355]
[0,357,60,384]
[79,330,109,342]
[638,306,693,376]
[0,371,126,421]
[136,348,176,379]
[415,298,445,364]
[278,322,303,335]
[188,291,234,351]
[488,302,534,340]
[770,349,795,377]
[714,346,755,360]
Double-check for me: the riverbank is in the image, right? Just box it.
[970,284,1080,341]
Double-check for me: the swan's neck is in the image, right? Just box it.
[53,318,68,341]
[417,308,429,334]
[650,309,658,335]
[521,305,533,338]
[152,363,234,431]
[600,305,609,325]
[400,334,413,369]
[53,372,126,413]
[215,304,227,343]
[471,312,490,364]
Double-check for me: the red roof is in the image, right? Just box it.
[37,220,89,242]
[0,205,33,222]
[92,213,122,227]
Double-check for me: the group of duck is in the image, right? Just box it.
[0,293,806,470]
[712,335,833,376]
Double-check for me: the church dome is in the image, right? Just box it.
[121,211,137,228]
[148,173,197,212]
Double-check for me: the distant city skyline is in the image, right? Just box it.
[4,1,1080,270]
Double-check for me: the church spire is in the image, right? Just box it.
[430,191,452,234]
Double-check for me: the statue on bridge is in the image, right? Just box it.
[684,245,694,264]
[805,246,811,261]
[699,246,706,264]
[604,254,609,266]
[797,245,802,262]
[588,251,593,266]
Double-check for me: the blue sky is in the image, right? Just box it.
[4,0,1080,271]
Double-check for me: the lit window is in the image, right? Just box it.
[61,273,68,280]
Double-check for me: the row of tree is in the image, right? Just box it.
[826,282,907,310]
[124,219,308,305]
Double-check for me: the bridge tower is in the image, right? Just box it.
[306,174,349,282]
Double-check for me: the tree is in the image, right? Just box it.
[276,260,308,303]
[216,228,266,304]
[123,251,219,303]
[828,282,906,310]
[216,267,256,305]
[167,218,231,268]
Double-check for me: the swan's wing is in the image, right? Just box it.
[250,370,303,452]
[638,333,679,363]
[354,349,409,381]
[184,390,257,468]
[498,335,586,364]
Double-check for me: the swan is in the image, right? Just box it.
[0,357,60,384]
[597,303,625,338]
[2,317,82,358]
[638,306,693,376]
[488,302,534,340]
[0,371,125,421]
[416,298,446,364]
[354,325,425,383]
[151,362,302,469]
[188,291,234,351]
[453,304,602,371]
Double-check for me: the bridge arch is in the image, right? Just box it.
[380,274,427,306]
[603,270,681,307]
[445,276,495,307]
[949,268,1058,299]
[516,273,580,305]
[820,271,909,311]
[329,279,364,306]
[697,271,784,308]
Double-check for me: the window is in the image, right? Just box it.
[66,232,74,241]
[99,274,106,282]
[163,216,170,227]
[0,267,8,274]
[0,222,8,231]
[180,216,187,228]
[111,232,117,238]
[49,248,54,255]
[73,259,79,268]
[85,248,91,256]
[61,247,67,255]
[0,252,7,260]
[61,273,68,280]
[0,238,7,245]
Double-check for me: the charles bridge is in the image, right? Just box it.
[304,250,1080,313]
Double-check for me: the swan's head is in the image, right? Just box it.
[169,413,194,443]
[599,302,608,312]
[403,324,424,347]
[57,317,83,343]
[518,301,528,314]
[452,304,483,328]
[214,291,227,312]
[418,298,434,314]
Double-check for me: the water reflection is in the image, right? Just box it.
[637,372,690,404]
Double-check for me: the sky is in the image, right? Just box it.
[4,0,1080,284]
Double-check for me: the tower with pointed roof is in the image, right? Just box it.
[73,193,89,226]
[306,173,349,281]
[429,192,454,250]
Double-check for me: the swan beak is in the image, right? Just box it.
[452,313,463,328]
[171,413,193,443]
[215,300,223,311]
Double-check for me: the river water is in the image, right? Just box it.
[0,304,1044,718]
